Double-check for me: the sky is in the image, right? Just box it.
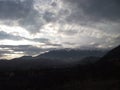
[0,0,120,59]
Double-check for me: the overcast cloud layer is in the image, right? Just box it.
[0,0,120,59]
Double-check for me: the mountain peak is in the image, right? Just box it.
[96,45,120,67]
[101,45,120,60]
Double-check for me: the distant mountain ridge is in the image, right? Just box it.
[0,49,107,71]
[37,49,106,60]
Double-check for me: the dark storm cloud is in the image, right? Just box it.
[0,45,48,56]
[46,43,62,47]
[0,51,10,58]
[0,50,10,55]
[0,44,63,58]
[64,0,120,22]
[19,9,42,33]
[51,1,57,7]
[11,45,45,55]
[0,31,22,40]
[0,0,33,20]
[43,11,57,22]
[33,38,62,47]
[0,0,43,33]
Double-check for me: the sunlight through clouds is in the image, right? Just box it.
[0,0,120,59]
[0,39,40,45]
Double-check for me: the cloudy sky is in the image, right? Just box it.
[0,0,120,59]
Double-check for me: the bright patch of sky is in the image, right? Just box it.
[0,0,120,59]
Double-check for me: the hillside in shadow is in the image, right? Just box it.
[0,46,120,90]
[0,49,106,71]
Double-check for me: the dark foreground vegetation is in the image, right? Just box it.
[0,45,120,90]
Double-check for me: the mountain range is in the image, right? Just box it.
[0,49,107,71]
[0,45,120,90]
